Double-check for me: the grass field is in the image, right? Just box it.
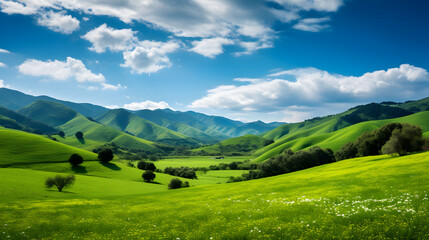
[152,156,250,169]
[0,151,428,239]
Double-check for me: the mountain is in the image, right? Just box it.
[0,88,108,117]
[193,134,274,155]
[17,101,162,153]
[133,109,282,143]
[0,106,56,134]
[96,109,200,147]
[253,110,429,162]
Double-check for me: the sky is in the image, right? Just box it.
[0,0,428,123]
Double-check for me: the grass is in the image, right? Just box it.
[152,156,250,169]
[0,151,428,239]
[254,111,429,162]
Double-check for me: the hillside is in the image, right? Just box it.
[254,111,429,162]
[96,109,200,147]
[0,106,56,134]
[0,128,97,167]
[0,87,108,117]
[193,134,273,155]
[17,101,162,153]
[134,109,281,143]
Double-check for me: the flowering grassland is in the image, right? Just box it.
[0,152,428,239]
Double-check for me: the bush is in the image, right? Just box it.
[381,123,424,156]
[142,170,156,182]
[168,178,183,189]
[58,131,65,138]
[45,175,75,192]
[75,131,84,140]
[137,161,156,171]
[68,153,83,166]
[164,167,197,179]
[98,148,114,162]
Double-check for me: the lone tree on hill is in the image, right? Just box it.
[98,148,114,162]
[142,170,156,182]
[58,131,65,138]
[45,175,75,192]
[75,131,84,140]
[68,153,83,166]
[168,178,183,189]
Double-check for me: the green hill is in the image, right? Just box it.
[0,128,97,167]
[17,101,162,153]
[254,111,429,162]
[0,105,56,134]
[193,134,273,155]
[96,109,200,147]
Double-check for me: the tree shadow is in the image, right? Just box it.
[46,189,77,194]
[100,162,121,171]
[71,165,87,173]
[77,138,85,144]
[144,181,161,185]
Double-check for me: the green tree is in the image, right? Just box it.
[381,123,424,156]
[68,153,83,166]
[45,175,75,192]
[58,131,65,138]
[168,178,183,189]
[142,170,156,182]
[75,131,84,140]
[98,148,114,162]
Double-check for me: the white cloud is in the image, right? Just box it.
[190,37,234,58]
[37,10,80,34]
[0,48,10,53]
[191,64,429,112]
[293,17,330,32]
[18,57,124,90]
[0,79,9,88]
[82,24,137,53]
[121,40,180,74]
[0,62,6,67]
[123,100,172,111]
[0,0,344,56]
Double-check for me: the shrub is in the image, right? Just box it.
[45,175,75,192]
[75,131,84,140]
[164,167,197,179]
[168,178,183,189]
[58,131,65,138]
[68,153,83,166]
[98,148,114,162]
[137,161,156,171]
[381,123,424,156]
[142,170,156,182]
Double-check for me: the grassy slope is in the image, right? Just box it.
[17,100,77,127]
[0,151,428,239]
[96,109,199,146]
[57,114,161,153]
[0,106,56,134]
[254,111,429,162]
[0,128,97,166]
[192,134,270,155]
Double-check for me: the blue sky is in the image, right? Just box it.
[0,0,428,122]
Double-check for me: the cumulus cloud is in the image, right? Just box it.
[293,17,330,32]
[0,48,10,53]
[18,57,124,90]
[190,37,234,58]
[123,100,172,111]
[0,62,6,67]
[82,24,137,53]
[0,0,345,55]
[37,10,80,34]
[0,79,9,88]
[121,40,180,74]
[191,64,429,112]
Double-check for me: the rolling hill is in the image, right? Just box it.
[0,106,56,134]
[193,134,273,155]
[96,109,201,147]
[16,101,162,153]
[253,111,429,162]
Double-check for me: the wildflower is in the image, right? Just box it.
[4,224,7,227]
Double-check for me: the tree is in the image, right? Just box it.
[142,170,156,182]
[137,161,156,171]
[58,131,65,138]
[98,148,114,162]
[168,178,183,189]
[381,123,424,156]
[68,153,83,166]
[75,131,84,140]
[45,175,75,192]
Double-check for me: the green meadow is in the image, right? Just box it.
[1,148,428,239]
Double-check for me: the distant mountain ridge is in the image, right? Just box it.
[0,106,57,134]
